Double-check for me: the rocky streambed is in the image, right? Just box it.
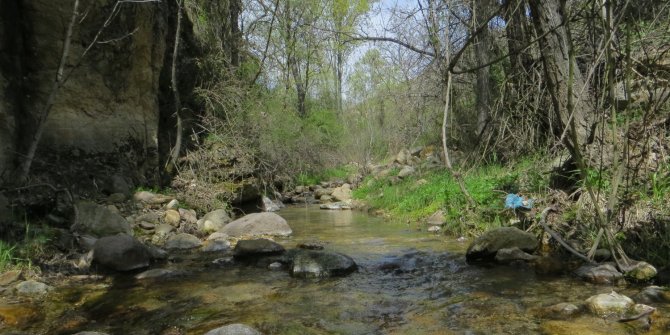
[0,204,669,334]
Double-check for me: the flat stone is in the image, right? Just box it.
[633,286,670,304]
[155,224,174,236]
[133,191,173,205]
[165,233,202,250]
[15,280,52,296]
[139,222,155,230]
[204,323,262,335]
[134,268,180,280]
[494,247,539,263]
[540,302,581,319]
[234,239,285,258]
[221,212,292,238]
[179,208,198,224]
[575,263,623,284]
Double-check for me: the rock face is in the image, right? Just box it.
[290,250,357,278]
[221,212,292,238]
[71,201,132,238]
[92,234,152,271]
[465,227,538,262]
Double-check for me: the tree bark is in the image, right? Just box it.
[528,0,594,151]
[473,0,494,139]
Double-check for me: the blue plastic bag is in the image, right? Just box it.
[505,193,533,210]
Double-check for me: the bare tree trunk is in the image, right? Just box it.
[473,0,493,139]
[168,0,183,170]
[529,0,594,152]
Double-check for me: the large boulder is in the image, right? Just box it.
[204,324,262,335]
[465,227,538,262]
[71,201,132,238]
[221,212,292,238]
[290,250,357,278]
[233,239,285,258]
[92,234,152,271]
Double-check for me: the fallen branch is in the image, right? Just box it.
[538,206,595,264]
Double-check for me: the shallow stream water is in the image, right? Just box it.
[3,206,670,334]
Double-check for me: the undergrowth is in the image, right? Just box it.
[353,156,548,236]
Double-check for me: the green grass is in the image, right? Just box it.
[296,165,359,186]
[354,157,548,236]
[0,240,19,272]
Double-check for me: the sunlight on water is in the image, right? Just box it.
[7,206,669,334]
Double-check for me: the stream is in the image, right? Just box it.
[3,206,670,334]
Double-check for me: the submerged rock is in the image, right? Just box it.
[134,268,182,280]
[319,202,351,210]
[585,291,634,317]
[92,234,152,271]
[204,323,262,335]
[465,227,538,263]
[290,250,357,278]
[633,286,670,304]
[233,239,285,258]
[0,304,42,327]
[540,302,581,319]
[15,280,52,296]
[575,263,623,284]
[221,212,292,237]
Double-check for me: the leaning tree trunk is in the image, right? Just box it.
[528,0,594,152]
[473,0,494,140]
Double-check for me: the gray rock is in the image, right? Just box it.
[133,191,173,205]
[397,165,416,178]
[395,148,411,165]
[154,223,175,236]
[71,201,132,238]
[234,239,285,258]
[319,202,351,210]
[199,209,232,233]
[319,195,334,203]
[106,193,126,204]
[204,323,262,335]
[290,250,357,278]
[585,291,634,317]
[427,226,441,233]
[145,244,168,260]
[494,247,539,263]
[541,302,581,319]
[315,187,333,198]
[139,222,155,230]
[134,268,181,280]
[73,332,111,335]
[201,239,231,252]
[165,233,202,250]
[331,184,352,202]
[179,208,198,224]
[109,174,132,195]
[262,196,281,212]
[166,199,179,209]
[465,227,538,262]
[136,212,161,224]
[15,280,52,296]
[92,234,152,271]
[575,263,623,284]
[633,286,670,304]
[221,212,292,238]
[268,262,284,270]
